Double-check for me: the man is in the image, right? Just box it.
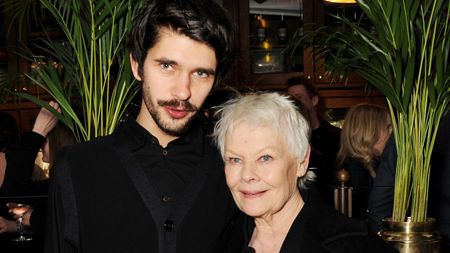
[45,1,242,252]
[287,76,341,205]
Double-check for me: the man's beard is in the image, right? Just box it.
[143,91,198,136]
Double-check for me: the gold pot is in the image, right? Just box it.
[378,217,441,253]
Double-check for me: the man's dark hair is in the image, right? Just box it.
[287,76,318,98]
[128,0,236,88]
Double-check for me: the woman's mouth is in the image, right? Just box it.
[241,190,267,199]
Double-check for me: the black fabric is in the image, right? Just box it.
[341,157,376,220]
[128,120,203,205]
[431,113,450,251]
[309,118,341,206]
[44,119,243,253]
[0,131,48,196]
[367,136,396,233]
[241,186,397,253]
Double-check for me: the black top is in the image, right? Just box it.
[241,186,397,253]
[309,118,341,205]
[341,157,377,220]
[0,131,49,196]
[45,119,243,253]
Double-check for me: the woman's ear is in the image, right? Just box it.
[297,145,311,177]
[130,54,142,81]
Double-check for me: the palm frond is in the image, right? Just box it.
[291,0,450,222]
[10,0,144,142]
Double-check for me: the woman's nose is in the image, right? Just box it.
[241,162,258,183]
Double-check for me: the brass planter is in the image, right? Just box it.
[378,217,441,253]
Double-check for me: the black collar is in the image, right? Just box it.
[117,118,206,156]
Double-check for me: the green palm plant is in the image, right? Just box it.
[291,0,450,222]
[3,0,143,142]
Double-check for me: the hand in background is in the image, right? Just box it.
[0,216,17,234]
[32,101,61,138]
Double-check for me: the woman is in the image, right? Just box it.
[336,103,392,220]
[213,92,396,253]
[0,102,75,244]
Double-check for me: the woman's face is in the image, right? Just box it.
[223,123,307,219]
[374,114,392,155]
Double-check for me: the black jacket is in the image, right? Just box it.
[341,157,377,220]
[242,187,397,253]
[0,131,49,196]
[45,121,243,253]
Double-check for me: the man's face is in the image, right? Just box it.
[287,84,316,115]
[131,27,217,136]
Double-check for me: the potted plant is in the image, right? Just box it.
[290,0,449,251]
[1,0,144,142]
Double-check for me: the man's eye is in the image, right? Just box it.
[194,70,209,78]
[161,63,173,70]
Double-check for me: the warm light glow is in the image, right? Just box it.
[262,40,270,50]
[324,0,356,3]
[264,53,271,63]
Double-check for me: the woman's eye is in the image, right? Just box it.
[227,157,241,164]
[260,155,272,162]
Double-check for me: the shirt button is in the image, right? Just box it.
[162,149,168,156]
[162,195,171,203]
[163,220,174,231]
[151,138,157,144]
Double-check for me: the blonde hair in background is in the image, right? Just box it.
[336,103,390,178]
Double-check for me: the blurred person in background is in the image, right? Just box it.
[368,111,450,251]
[336,103,392,220]
[287,76,341,205]
[0,101,75,252]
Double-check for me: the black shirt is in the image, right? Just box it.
[129,120,203,207]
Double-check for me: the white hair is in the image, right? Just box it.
[212,92,315,189]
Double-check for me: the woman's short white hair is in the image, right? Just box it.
[212,92,315,189]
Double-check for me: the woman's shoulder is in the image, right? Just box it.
[296,187,397,252]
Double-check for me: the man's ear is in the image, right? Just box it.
[297,145,311,177]
[130,54,142,81]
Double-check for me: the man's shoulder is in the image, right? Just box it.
[321,118,341,134]
[61,134,117,157]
